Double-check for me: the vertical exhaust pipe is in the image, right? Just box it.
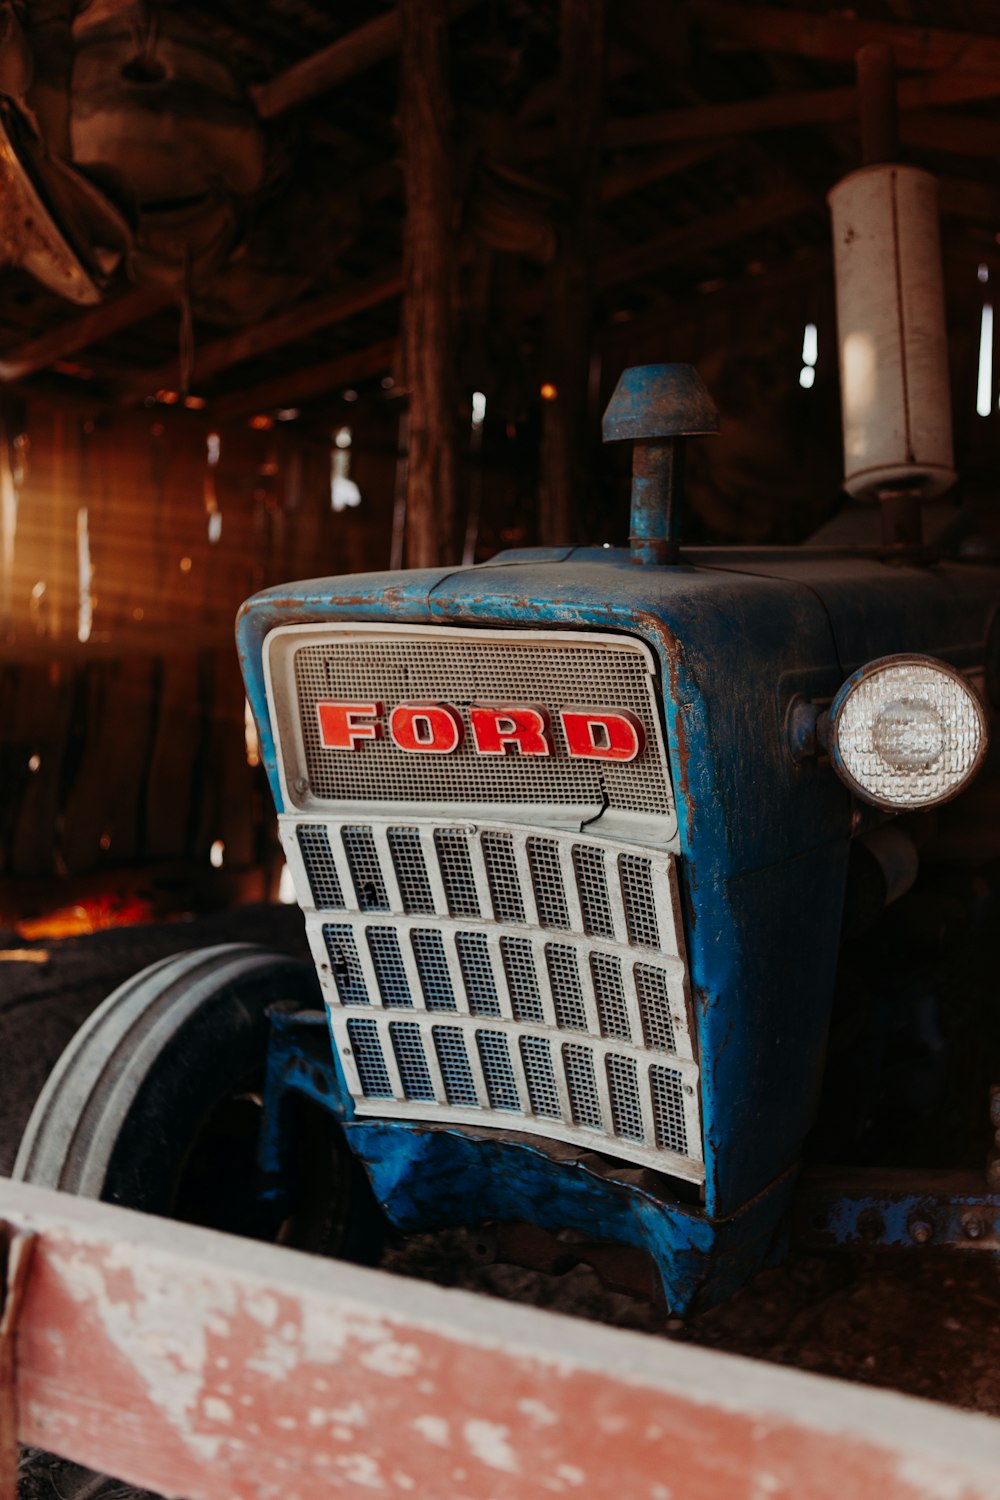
[828,43,956,558]
[602,364,718,565]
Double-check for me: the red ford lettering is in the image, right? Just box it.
[389,702,463,754]
[316,700,383,750]
[469,704,553,757]
[560,708,645,763]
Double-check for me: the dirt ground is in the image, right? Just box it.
[4,904,999,1499]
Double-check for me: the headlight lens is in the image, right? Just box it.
[829,655,989,810]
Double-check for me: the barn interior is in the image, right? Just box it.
[3,0,1000,1444]
[3,0,1000,927]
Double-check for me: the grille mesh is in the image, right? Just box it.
[520,1035,561,1117]
[388,827,435,913]
[573,845,614,939]
[607,1054,644,1142]
[367,927,412,1007]
[296,825,343,909]
[476,1030,521,1111]
[529,839,570,929]
[563,1043,603,1130]
[290,818,700,1178]
[501,936,545,1022]
[591,951,631,1041]
[482,832,525,923]
[343,826,388,911]
[412,929,456,1010]
[389,1021,435,1100]
[287,630,670,815]
[651,1065,688,1153]
[435,829,481,917]
[433,1026,478,1106]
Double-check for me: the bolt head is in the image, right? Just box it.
[962,1213,985,1240]
[908,1218,933,1245]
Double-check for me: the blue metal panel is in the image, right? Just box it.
[238,543,999,1287]
[343,1119,796,1316]
[258,1009,796,1315]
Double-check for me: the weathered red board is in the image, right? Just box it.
[3,1178,1000,1500]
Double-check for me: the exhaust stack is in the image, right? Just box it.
[828,44,955,553]
[602,363,718,566]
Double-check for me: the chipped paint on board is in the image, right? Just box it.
[5,1181,1000,1500]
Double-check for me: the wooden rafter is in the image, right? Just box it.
[208,338,398,423]
[252,0,479,118]
[597,186,814,292]
[605,70,1000,150]
[0,5,470,387]
[128,267,403,399]
[697,2,1000,75]
[0,288,172,384]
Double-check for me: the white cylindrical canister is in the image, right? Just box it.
[828,164,955,500]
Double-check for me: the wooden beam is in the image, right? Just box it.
[6,1179,1000,1500]
[253,0,478,119]
[900,113,1000,161]
[398,0,460,568]
[597,186,814,291]
[539,0,605,546]
[939,178,1000,224]
[208,338,398,422]
[0,287,172,384]
[128,267,404,399]
[696,3,1000,76]
[605,71,1000,150]
[601,143,724,203]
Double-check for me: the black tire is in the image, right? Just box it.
[13,943,383,1259]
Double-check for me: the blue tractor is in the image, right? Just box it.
[15,80,1000,1317]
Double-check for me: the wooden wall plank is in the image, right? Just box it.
[4,1179,1000,1500]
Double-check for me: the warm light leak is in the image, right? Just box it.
[977,302,993,417]
[244,699,260,768]
[799,322,817,389]
[842,331,877,457]
[76,507,93,643]
[331,425,361,511]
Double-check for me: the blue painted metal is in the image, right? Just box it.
[257,1008,795,1315]
[237,523,1000,1313]
[601,364,719,443]
[795,1169,1000,1252]
[601,363,718,567]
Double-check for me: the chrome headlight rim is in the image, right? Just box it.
[828,652,990,812]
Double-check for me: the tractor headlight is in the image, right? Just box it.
[828,654,989,810]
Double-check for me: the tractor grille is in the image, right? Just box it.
[265,624,674,829]
[283,816,702,1180]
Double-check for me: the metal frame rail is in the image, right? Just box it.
[2,1179,1000,1500]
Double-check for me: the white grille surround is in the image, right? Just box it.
[264,623,677,847]
[281,815,703,1183]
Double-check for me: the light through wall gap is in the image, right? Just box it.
[799,322,817,390]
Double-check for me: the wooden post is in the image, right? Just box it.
[539,0,605,545]
[399,0,460,569]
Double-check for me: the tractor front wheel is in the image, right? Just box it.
[14,942,383,1260]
